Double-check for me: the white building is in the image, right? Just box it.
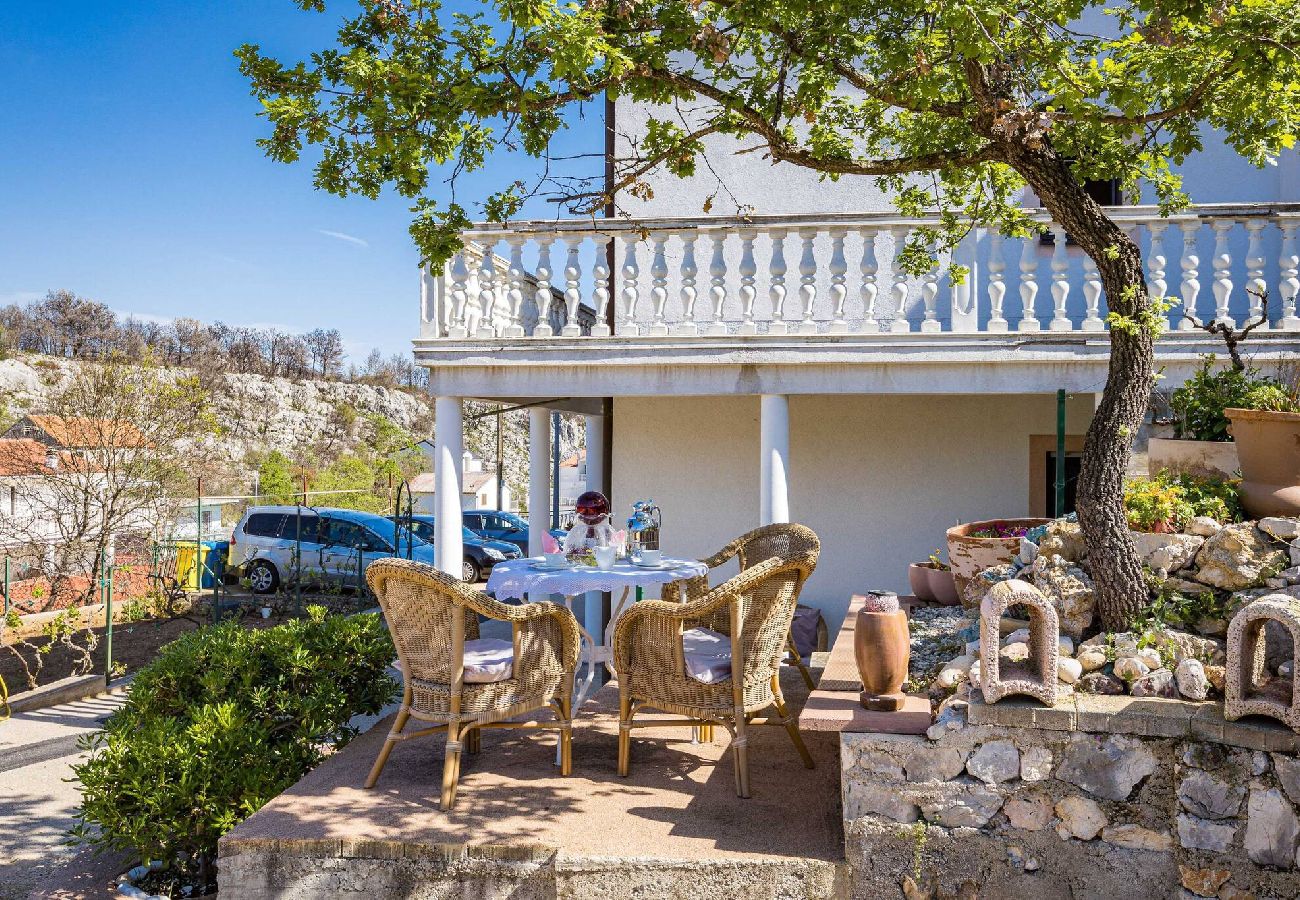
[412,105,1300,639]
[409,448,511,513]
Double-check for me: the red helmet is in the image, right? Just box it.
[575,491,610,524]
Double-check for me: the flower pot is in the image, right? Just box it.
[260,607,272,619]
[908,563,936,601]
[1227,408,1300,517]
[854,608,910,711]
[925,567,961,606]
[946,518,1052,608]
[1147,437,1239,480]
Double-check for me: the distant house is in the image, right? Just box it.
[408,448,511,513]
[557,448,586,512]
[2,414,148,450]
[0,438,70,547]
[172,497,242,539]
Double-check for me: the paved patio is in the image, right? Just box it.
[219,666,846,897]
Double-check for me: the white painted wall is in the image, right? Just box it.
[612,392,1095,634]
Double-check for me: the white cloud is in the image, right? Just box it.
[317,229,369,249]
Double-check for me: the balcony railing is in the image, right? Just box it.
[422,204,1300,340]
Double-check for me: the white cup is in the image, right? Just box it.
[594,546,616,571]
[544,551,566,567]
[639,549,662,566]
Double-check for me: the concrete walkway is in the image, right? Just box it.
[0,689,130,900]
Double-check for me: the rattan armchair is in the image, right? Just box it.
[364,558,581,808]
[614,532,820,798]
[666,523,823,690]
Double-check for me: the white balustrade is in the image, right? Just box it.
[424,206,1299,341]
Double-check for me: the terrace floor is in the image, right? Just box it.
[218,665,847,898]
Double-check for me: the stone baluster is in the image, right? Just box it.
[706,231,729,336]
[503,236,527,338]
[987,231,1008,332]
[1280,220,1300,330]
[1178,221,1201,330]
[673,231,700,336]
[1049,226,1073,331]
[1146,222,1169,330]
[532,237,555,337]
[738,229,758,335]
[1245,219,1267,326]
[447,248,471,339]
[1081,252,1104,331]
[828,228,849,333]
[591,234,612,337]
[649,231,670,336]
[476,247,498,339]
[768,228,789,334]
[920,250,941,333]
[1211,219,1235,327]
[562,238,584,337]
[1018,232,1041,331]
[859,228,880,332]
[797,228,819,334]
[889,226,911,333]
[618,237,640,336]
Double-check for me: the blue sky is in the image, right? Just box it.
[0,1,601,361]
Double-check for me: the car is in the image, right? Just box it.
[230,505,436,594]
[461,509,567,554]
[387,514,521,583]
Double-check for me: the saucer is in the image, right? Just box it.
[530,560,573,571]
[631,560,672,569]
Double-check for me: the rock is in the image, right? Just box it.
[1057,734,1158,801]
[1164,575,1217,597]
[1182,742,1231,770]
[920,785,1005,828]
[852,748,906,780]
[966,740,1020,785]
[1004,791,1054,830]
[1029,554,1096,639]
[1077,649,1108,673]
[1178,770,1246,820]
[1136,647,1164,670]
[1281,566,1300,585]
[926,698,968,740]
[1111,633,1139,656]
[903,747,967,783]
[1077,671,1126,694]
[1020,747,1052,782]
[1244,787,1300,867]
[1205,665,1226,693]
[1058,635,1075,657]
[1188,516,1222,537]
[1273,754,1300,804]
[1179,865,1232,898]
[1000,642,1031,664]
[845,783,919,823]
[1057,657,1083,684]
[1055,795,1107,840]
[1250,751,1270,776]
[1005,845,1040,871]
[1149,628,1227,665]
[1280,660,1294,679]
[1038,520,1087,562]
[935,667,968,690]
[1259,517,1300,541]
[1177,814,1238,852]
[1194,524,1290,591]
[1216,886,1256,900]
[967,660,981,686]
[1131,668,1178,698]
[1293,538,1300,566]
[1267,578,1289,589]
[1114,656,1150,682]
[1002,628,1030,647]
[1101,823,1174,852]
[1131,531,1205,572]
[965,563,1018,610]
[1176,658,1211,700]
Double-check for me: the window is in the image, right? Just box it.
[463,512,484,531]
[277,513,320,543]
[244,513,286,537]
[1044,451,1082,517]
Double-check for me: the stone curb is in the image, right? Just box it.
[7,674,127,716]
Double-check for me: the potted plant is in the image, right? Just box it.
[1151,355,1245,479]
[1228,387,1300,516]
[946,518,1051,606]
[907,561,936,602]
[907,551,958,604]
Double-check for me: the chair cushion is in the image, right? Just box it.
[683,627,732,684]
[463,638,514,683]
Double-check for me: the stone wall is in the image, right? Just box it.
[842,699,1300,899]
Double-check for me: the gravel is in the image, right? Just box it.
[907,606,971,691]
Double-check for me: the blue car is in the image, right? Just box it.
[461,509,567,554]
[388,514,522,583]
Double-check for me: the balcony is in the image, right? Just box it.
[414,204,1300,398]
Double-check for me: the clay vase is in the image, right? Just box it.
[907,563,936,601]
[946,518,1051,607]
[926,568,961,606]
[1227,408,1300,517]
[854,608,910,711]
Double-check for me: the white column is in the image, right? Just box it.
[434,397,464,578]
[760,395,790,526]
[528,407,552,556]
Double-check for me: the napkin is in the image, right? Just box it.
[542,531,562,554]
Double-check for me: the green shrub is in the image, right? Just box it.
[1123,471,1242,532]
[1123,477,1185,532]
[72,607,396,889]
[1171,355,1300,441]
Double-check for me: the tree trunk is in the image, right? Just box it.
[1005,145,1155,631]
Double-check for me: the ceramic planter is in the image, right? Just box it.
[854,607,910,711]
[1147,437,1239,480]
[908,563,936,601]
[926,567,961,606]
[1227,408,1300,517]
[946,518,1052,608]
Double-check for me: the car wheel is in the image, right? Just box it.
[462,558,481,584]
[248,560,279,595]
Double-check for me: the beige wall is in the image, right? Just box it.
[613,393,1094,633]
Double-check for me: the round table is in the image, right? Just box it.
[487,556,709,714]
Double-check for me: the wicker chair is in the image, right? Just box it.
[614,528,820,797]
[667,523,823,690]
[364,558,581,808]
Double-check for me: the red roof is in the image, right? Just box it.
[0,439,58,476]
[22,415,148,449]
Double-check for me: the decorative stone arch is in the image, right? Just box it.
[980,579,1060,706]
[1225,595,1300,732]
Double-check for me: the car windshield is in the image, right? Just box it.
[403,522,481,544]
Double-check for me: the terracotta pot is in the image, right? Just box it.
[1227,408,1300,517]
[854,608,910,711]
[946,518,1052,608]
[1147,437,1239,480]
[908,563,936,601]
[925,567,961,606]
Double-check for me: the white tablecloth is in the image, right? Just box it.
[486,557,709,601]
